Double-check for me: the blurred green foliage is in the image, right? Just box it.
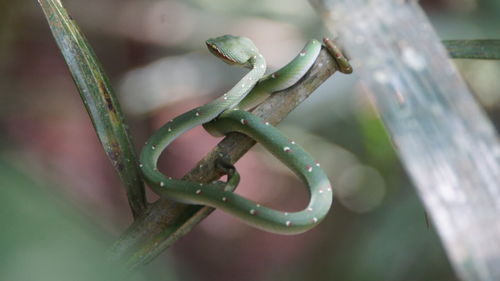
[0,153,182,280]
[0,155,127,280]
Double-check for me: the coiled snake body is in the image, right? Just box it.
[140,35,350,234]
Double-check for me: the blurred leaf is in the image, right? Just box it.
[0,153,182,281]
[0,155,130,281]
[37,0,146,218]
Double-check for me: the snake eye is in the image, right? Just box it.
[205,42,216,52]
[206,42,238,64]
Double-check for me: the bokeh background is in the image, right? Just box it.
[1,0,500,280]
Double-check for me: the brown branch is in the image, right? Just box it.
[108,45,346,269]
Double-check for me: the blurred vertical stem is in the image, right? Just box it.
[310,1,500,280]
[37,0,147,218]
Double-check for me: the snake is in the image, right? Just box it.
[139,35,351,234]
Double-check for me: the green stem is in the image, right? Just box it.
[37,0,147,218]
[444,40,500,60]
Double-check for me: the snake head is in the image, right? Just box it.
[206,35,259,68]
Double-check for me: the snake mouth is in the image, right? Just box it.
[206,42,238,65]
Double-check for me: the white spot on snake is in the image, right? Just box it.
[160,181,164,187]
[319,189,324,194]
[271,73,276,79]
[199,164,203,168]
[256,204,261,208]
[313,217,318,223]
[152,145,156,150]
[195,112,200,117]
[318,63,323,68]
[264,122,269,126]
[223,97,228,100]
[240,119,247,125]
[253,55,257,59]
[286,221,292,227]
[222,196,227,202]
[139,163,143,168]
[196,189,202,195]
[168,127,172,132]
[283,146,291,153]
[306,165,313,172]
[242,84,245,88]
[291,141,296,144]
[260,65,264,68]
[307,207,313,212]
[300,52,306,56]
[199,183,203,186]
[327,187,332,192]
[249,209,256,215]
[316,163,321,167]
[168,177,172,180]
[284,212,289,216]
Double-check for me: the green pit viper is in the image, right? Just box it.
[140,35,351,234]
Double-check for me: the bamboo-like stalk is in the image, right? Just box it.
[38,0,147,218]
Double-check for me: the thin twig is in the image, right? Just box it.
[109,45,346,269]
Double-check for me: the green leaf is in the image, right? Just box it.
[38,0,147,218]
[444,39,500,60]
